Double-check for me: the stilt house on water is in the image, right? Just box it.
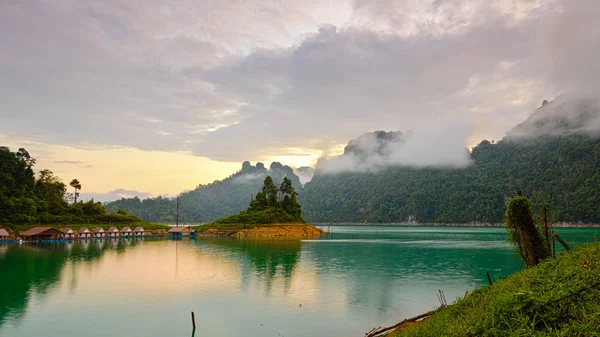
[120,226,132,237]
[62,228,75,239]
[107,227,119,238]
[93,227,105,238]
[78,227,92,238]
[0,229,9,241]
[22,227,64,241]
[133,227,145,237]
[168,227,191,238]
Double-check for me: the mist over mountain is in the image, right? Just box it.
[506,94,600,140]
[314,124,472,176]
[294,166,315,186]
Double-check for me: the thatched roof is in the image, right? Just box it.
[0,229,9,237]
[22,227,63,236]
[134,227,145,232]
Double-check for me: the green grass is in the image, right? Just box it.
[394,242,600,337]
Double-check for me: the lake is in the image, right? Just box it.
[0,226,597,337]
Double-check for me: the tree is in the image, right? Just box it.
[504,191,551,268]
[262,176,278,206]
[69,179,82,203]
[16,148,36,168]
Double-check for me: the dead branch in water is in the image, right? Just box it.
[365,306,444,337]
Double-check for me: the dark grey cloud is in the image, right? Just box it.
[1,0,599,167]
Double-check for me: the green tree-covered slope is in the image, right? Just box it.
[0,147,140,225]
[104,161,303,223]
[301,135,600,223]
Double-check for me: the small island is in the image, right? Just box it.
[196,176,324,238]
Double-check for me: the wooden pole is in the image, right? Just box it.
[176,196,180,227]
[486,272,493,286]
[191,311,196,330]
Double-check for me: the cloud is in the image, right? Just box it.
[1,0,599,171]
[319,125,472,174]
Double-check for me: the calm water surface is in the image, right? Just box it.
[0,226,597,337]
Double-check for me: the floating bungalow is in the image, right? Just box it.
[22,227,64,241]
[93,227,105,238]
[168,227,191,238]
[120,226,132,238]
[63,228,75,239]
[0,228,9,241]
[133,227,145,237]
[78,227,92,238]
[107,227,119,238]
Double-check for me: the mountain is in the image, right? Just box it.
[506,94,600,140]
[107,95,600,225]
[300,96,600,224]
[104,161,302,223]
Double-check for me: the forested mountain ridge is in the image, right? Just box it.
[301,134,600,223]
[301,96,600,224]
[106,95,600,224]
[104,161,302,223]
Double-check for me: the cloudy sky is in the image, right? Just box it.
[1,0,599,200]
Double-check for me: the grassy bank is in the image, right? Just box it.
[393,242,600,336]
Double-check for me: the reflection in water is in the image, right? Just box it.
[199,238,302,295]
[0,227,596,337]
[0,239,144,326]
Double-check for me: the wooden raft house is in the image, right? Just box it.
[168,227,191,238]
[107,227,119,238]
[22,227,64,241]
[78,227,92,238]
[0,228,9,241]
[63,228,75,239]
[133,227,145,237]
[120,226,132,238]
[93,227,105,238]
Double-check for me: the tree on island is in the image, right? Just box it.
[504,191,551,268]
[214,176,305,225]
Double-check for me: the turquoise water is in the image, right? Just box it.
[0,226,597,337]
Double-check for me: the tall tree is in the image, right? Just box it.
[262,176,278,206]
[504,191,551,268]
[69,179,82,203]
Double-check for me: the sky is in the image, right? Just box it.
[1,0,599,201]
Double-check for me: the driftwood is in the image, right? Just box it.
[365,307,444,337]
[553,233,571,251]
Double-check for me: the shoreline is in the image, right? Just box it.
[312,222,600,228]
[196,223,325,238]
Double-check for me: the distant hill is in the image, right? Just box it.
[104,161,302,223]
[301,95,600,224]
